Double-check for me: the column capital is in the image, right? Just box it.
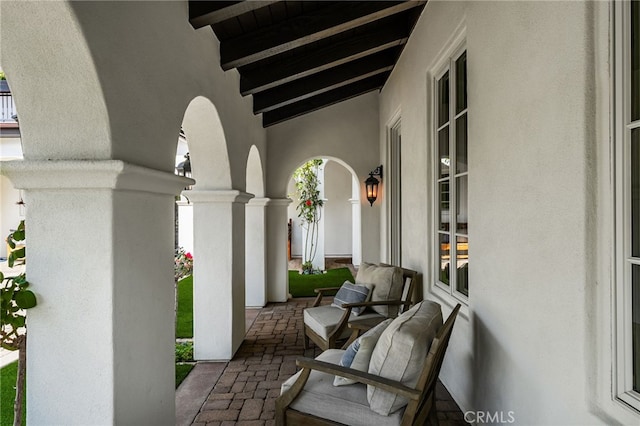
[247,197,271,207]
[0,160,193,196]
[186,189,253,204]
[349,198,361,205]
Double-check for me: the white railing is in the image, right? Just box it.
[0,93,17,123]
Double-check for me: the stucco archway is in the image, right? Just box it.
[181,96,249,361]
[286,156,362,292]
[245,145,268,307]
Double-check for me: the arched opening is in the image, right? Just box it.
[245,145,268,307]
[286,156,362,296]
[180,96,247,361]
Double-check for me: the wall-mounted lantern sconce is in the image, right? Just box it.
[176,152,192,190]
[365,165,383,206]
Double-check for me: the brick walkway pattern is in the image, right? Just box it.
[190,299,468,426]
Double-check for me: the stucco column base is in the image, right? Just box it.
[187,189,252,360]
[0,160,192,425]
[246,197,270,308]
[266,198,292,302]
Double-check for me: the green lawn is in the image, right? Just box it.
[288,267,354,297]
[176,275,193,338]
[175,364,194,388]
[1,361,25,426]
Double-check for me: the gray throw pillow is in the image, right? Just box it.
[331,281,370,316]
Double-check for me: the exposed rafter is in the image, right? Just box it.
[189,1,279,29]
[262,73,390,127]
[219,1,425,70]
[239,16,411,95]
[189,0,427,126]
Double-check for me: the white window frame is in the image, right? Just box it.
[431,38,468,303]
[614,0,640,411]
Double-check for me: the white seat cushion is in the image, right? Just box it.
[281,350,404,426]
[304,304,383,340]
[368,300,443,415]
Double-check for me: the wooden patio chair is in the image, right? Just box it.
[277,303,462,426]
[303,264,417,351]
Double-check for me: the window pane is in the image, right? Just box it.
[457,175,468,234]
[633,129,640,257]
[633,265,640,392]
[456,236,469,297]
[632,0,639,121]
[455,51,467,114]
[439,182,450,232]
[439,233,450,286]
[456,114,468,174]
[437,72,450,128]
[439,127,450,178]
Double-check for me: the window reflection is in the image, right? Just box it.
[456,237,469,297]
[439,233,450,286]
[457,175,468,234]
[439,127,450,178]
[633,129,640,257]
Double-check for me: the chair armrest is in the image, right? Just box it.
[275,367,311,424]
[314,287,341,294]
[295,357,421,401]
[311,287,340,307]
[341,299,407,309]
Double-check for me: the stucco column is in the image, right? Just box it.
[1,160,190,425]
[177,197,194,254]
[245,197,269,308]
[188,189,252,360]
[266,198,291,302]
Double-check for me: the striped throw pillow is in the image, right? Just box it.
[332,281,370,316]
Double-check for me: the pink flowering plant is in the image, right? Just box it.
[174,247,193,281]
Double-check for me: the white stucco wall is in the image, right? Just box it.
[380,0,628,424]
[267,92,380,263]
[287,159,353,258]
[324,160,353,256]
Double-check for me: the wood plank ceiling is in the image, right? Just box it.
[189,1,426,127]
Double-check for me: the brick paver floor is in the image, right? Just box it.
[185,299,468,426]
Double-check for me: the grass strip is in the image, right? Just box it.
[176,275,193,338]
[288,267,354,297]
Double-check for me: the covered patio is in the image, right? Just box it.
[176,299,467,425]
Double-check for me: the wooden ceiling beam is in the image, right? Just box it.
[262,73,389,127]
[220,1,426,70]
[189,1,279,29]
[240,18,410,95]
[253,49,398,114]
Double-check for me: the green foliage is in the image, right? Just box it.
[175,341,194,362]
[1,221,36,352]
[293,159,324,224]
[0,71,5,81]
[176,275,193,338]
[292,159,324,268]
[174,247,193,282]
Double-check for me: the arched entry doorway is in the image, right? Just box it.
[286,157,362,290]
